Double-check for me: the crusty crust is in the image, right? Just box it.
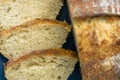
[72,16,120,80]
[67,0,120,18]
[5,48,78,69]
[0,19,71,36]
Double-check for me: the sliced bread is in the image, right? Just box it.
[5,48,78,80]
[0,0,63,31]
[0,19,71,60]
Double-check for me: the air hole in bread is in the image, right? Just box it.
[64,60,68,62]
[49,32,54,35]
[26,62,40,68]
[6,7,11,12]
[15,65,21,70]
[19,30,29,33]
[53,57,57,60]
[15,15,18,17]
[23,17,28,19]
[10,54,13,57]
[21,35,27,39]
[45,28,50,30]
[30,74,34,76]
[0,40,3,44]
[50,60,56,63]
[57,64,63,67]
[7,34,14,39]
[12,0,16,2]
[41,57,46,62]
[57,76,61,80]
[51,75,55,78]
[0,26,3,30]
[116,40,120,45]
[11,64,21,71]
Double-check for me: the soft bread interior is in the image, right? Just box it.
[0,0,63,30]
[0,25,69,59]
[5,54,77,80]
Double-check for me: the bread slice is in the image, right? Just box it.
[0,19,71,60]
[0,0,63,31]
[71,16,120,80]
[67,0,120,79]
[5,48,78,80]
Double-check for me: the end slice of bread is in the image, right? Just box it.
[0,19,71,60]
[5,48,78,80]
[0,0,63,30]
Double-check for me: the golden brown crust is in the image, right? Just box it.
[73,16,120,80]
[5,48,78,69]
[67,0,120,18]
[0,19,71,36]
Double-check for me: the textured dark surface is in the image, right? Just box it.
[0,54,8,80]
[57,0,81,79]
[0,0,81,80]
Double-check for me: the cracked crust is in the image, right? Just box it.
[73,16,120,80]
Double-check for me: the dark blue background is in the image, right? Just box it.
[0,0,82,80]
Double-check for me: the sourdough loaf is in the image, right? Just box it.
[5,48,78,80]
[72,17,120,80]
[0,0,63,31]
[0,19,71,60]
[67,0,120,79]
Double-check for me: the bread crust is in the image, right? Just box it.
[5,48,78,70]
[0,19,71,36]
[67,0,120,18]
[72,16,120,80]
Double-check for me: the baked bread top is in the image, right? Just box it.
[73,16,120,80]
[67,0,120,18]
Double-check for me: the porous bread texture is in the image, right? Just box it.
[0,0,63,30]
[0,19,71,60]
[72,16,120,80]
[5,48,78,80]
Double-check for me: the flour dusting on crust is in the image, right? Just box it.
[69,0,120,17]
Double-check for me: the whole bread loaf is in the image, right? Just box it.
[0,0,63,31]
[5,48,78,80]
[73,17,120,80]
[67,0,120,80]
[0,19,71,60]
